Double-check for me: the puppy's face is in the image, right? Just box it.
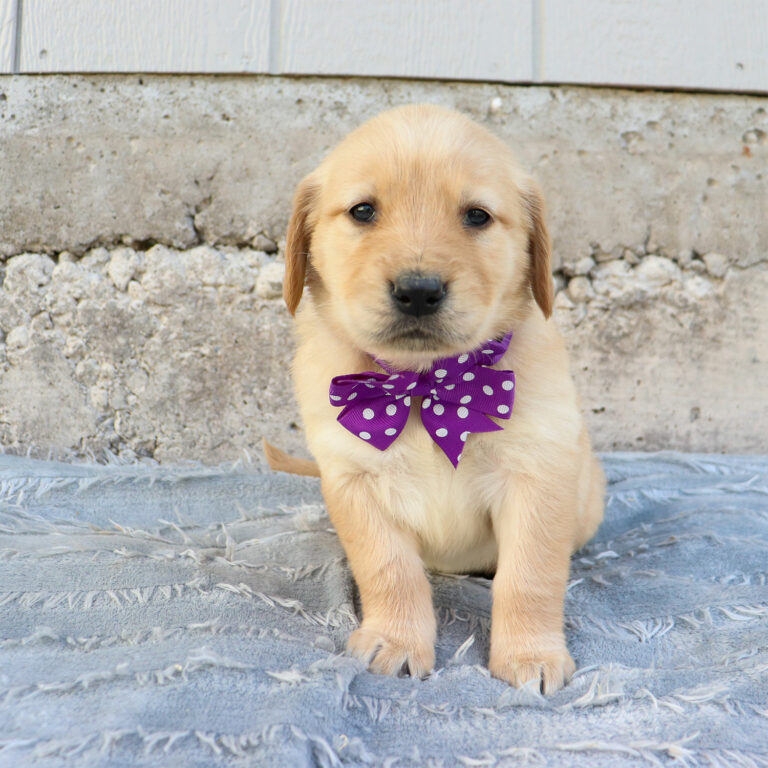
[285,105,552,370]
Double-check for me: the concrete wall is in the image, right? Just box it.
[0,75,766,463]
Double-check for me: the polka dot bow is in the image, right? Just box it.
[329,333,515,467]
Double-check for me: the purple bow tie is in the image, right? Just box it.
[329,333,515,467]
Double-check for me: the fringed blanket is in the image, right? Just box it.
[1,453,767,766]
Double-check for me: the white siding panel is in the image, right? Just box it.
[6,0,767,91]
[540,0,768,92]
[18,0,270,72]
[279,0,533,81]
[0,0,17,73]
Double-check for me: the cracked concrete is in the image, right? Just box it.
[551,242,767,452]
[0,75,766,460]
[0,244,297,462]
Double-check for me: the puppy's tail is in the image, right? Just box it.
[261,437,321,478]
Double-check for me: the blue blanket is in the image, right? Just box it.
[1,453,767,766]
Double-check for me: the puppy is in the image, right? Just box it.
[277,104,604,693]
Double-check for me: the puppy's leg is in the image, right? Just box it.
[323,475,436,677]
[573,427,606,551]
[574,453,605,551]
[489,476,576,694]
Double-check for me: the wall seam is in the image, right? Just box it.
[531,0,543,82]
[268,0,281,74]
[12,0,22,74]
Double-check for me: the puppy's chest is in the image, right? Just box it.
[376,417,504,567]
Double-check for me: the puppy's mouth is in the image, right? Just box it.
[372,316,472,353]
[387,328,444,349]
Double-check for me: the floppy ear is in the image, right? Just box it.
[522,181,553,319]
[283,175,319,315]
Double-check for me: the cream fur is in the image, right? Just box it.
[283,104,605,691]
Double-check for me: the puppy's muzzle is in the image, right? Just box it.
[391,273,446,317]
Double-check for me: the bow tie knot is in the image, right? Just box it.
[329,333,515,467]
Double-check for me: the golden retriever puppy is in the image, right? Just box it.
[278,104,604,693]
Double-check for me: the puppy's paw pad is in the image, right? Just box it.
[490,649,575,695]
[347,626,434,678]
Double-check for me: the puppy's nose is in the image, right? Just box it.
[391,273,446,317]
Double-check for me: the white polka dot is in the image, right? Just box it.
[363,408,374,420]
[385,427,397,436]
[359,431,371,440]
[330,395,342,401]
[444,384,455,390]
[434,369,447,378]
[422,398,431,409]
[389,374,399,380]
[482,349,493,355]
[430,388,437,395]
[404,396,411,406]
[386,403,397,416]
[460,395,472,404]
[407,381,417,390]
[435,427,448,437]
[457,453,463,461]
[433,403,444,415]
[365,382,375,388]
[348,392,357,400]
[463,372,475,381]
[382,384,394,389]
[458,354,469,364]
[502,380,514,391]
[457,407,468,419]
[483,385,494,396]
[460,431,469,441]
[497,404,510,414]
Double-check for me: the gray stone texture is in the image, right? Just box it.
[0,75,766,461]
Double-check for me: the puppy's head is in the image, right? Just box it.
[284,105,552,370]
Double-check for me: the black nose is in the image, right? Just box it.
[391,274,446,317]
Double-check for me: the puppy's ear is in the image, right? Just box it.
[522,181,553,319]
[284,175,319,315]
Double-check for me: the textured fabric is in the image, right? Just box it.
[0,452,767,767]
[329,333,515,466]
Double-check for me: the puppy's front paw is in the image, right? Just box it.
[347,624,435,678]
[489,645,576,694]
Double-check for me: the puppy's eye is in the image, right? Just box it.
[350,203,376,223]
[464,208,491,228]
